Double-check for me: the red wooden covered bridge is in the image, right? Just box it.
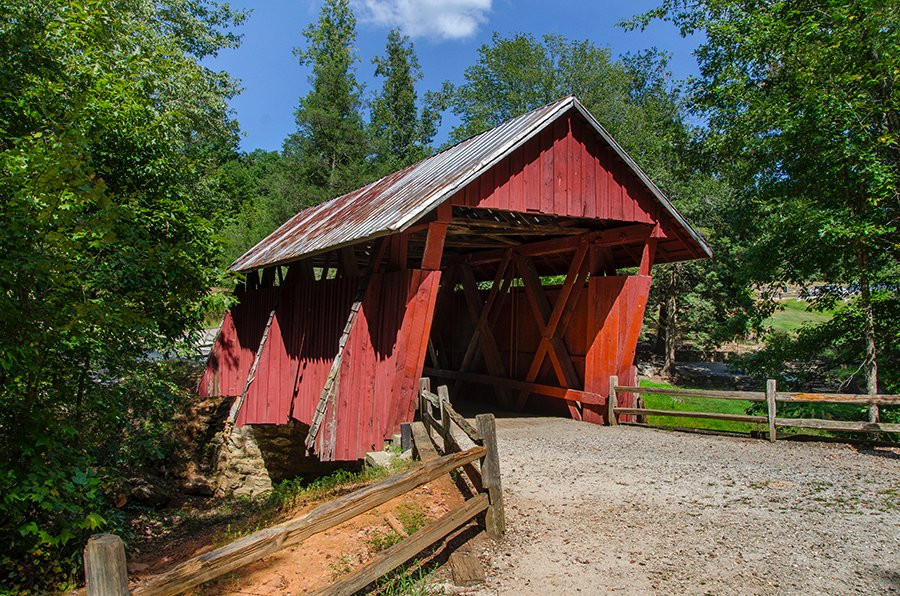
[200,96,710,461]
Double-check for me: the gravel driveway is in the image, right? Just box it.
[471,417,899,595]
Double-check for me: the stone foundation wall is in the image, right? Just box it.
[175,394,351,498]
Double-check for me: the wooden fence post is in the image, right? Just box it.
[419,377,431,434]
[607,375,618,426]
[438,385,452,453]
[84,534,129,596]
[766,379,777,443]
[475,414,505,537]
[400,422,411,451]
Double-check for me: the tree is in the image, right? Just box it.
[370,29,442,174]
[630,1,899,408]
[0,0,242,589]
[284,0,368,206]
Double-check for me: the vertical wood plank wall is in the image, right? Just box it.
[447,112,683,244]
[584,275,652,424]
[200,269,441,461]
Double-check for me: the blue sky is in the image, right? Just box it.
[208,0,701,152]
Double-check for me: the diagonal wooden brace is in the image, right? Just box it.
[515,242,589,418]
[454,253,514,405]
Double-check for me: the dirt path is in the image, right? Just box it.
[471,418,899,595]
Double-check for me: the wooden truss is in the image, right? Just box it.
[431,225,657,418]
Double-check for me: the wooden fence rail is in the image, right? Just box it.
[608,375,900,441]
[84,381,504,596]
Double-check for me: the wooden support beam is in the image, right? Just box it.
[421,221,449,270]
[476,414,505,537]
[424,368,603,405]
[639,237,657,276]
[463,223,653,266]
[454,255,513,405]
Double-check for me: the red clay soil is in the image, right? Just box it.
[127,473,466,595]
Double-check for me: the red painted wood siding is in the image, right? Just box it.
[313,269,441,460]
[584,275,652,423]
[201,268,441,461]
[199,284,280,400]
[450,112,674,229]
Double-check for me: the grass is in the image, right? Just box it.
[638,379,766,434]
[764,298,835,334]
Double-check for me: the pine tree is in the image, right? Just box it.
[370,29,441,174]
[284,0,367,204]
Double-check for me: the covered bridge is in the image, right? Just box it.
[200,96,710,461]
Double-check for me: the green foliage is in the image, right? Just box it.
[370,30,443,175]
[631,0,899,389]
[0,0,242,590]
[283,0,368,203]
[741,293,900,397]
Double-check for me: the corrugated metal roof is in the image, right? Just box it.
[230,96,711,272]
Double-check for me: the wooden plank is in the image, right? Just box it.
[476,414,505,537]
[613,408,767,424]
[774,418,900,433]
[410,421,439,463]
[421,222,448,270]
[229,306,277,425]
[447,405,481,443]
[456,260,512,404]
[133,448,485,596]
[439,420,484,493]
[449,551,486,587]
[84,534,129,596]
[312,495,489,596]
[462,224,653,266]
[614,386,767,402]
[384,513,409,538]
[424,367,603,405]
[766,379,777,443]
[776,393,900,405]
[607,375,618,426]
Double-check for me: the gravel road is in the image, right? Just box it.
[471,418,899,595]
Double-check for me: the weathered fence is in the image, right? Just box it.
[608,375,900,441]
[83,383,503,596]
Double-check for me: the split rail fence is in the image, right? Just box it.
[607,375,900,441]
[83,380,503,596]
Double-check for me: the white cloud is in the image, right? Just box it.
[358,0,492,40]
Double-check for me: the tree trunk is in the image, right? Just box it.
[857,247,879,422]
[654,302,667,356]
[661,266,679,379]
